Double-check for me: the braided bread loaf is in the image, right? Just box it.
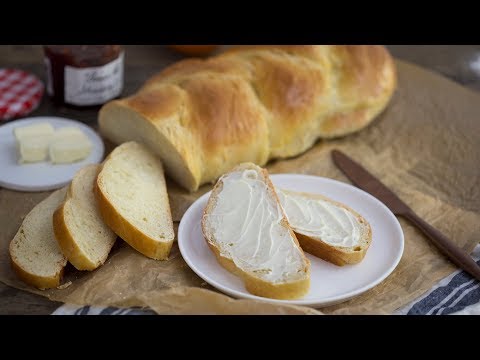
[99,45,396,191]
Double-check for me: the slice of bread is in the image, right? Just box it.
[53,164,117,270]
[278,189,372,266]
[202,163,310,300]
[95,141,174,260]
[9,188,68,289]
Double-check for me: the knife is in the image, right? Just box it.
[332,149,480,281]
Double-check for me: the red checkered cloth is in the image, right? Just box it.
[0,68,44,121]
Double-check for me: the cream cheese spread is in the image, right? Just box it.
[278,190,361,247]
[205,169,306,283]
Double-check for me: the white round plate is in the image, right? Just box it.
[0,116,104,192]
[178,174,404,307]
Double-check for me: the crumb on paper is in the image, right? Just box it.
[57,281,72,290]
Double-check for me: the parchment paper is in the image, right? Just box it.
[1,60,479,314]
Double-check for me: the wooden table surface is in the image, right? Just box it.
[1,45,479,314]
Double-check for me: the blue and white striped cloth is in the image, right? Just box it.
[52,245,480,315]
[395,244,480,315]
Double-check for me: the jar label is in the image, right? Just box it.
[64,52,124,106]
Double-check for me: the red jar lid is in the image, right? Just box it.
[0,68,44,121]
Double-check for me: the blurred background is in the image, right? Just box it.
[1,45,479,127]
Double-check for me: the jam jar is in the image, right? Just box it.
[43,45,124,107]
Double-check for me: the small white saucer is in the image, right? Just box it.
[0,116,104,192]
[178,174,404,308]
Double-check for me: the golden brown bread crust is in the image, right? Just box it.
[202,163,310,300]
[296,233,368,266]
[125,85,185,122]
[99,45,396,191]
[10,255,64,290]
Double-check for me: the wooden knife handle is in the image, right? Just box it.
[403,211,480,281]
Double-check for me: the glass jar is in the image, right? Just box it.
[43,45,124,107]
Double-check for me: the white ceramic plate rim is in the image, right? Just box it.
[178,174,404,307]
[0,116,104,192]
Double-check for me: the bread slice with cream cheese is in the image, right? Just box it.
[202,163,310,300]
[278,189,372,266]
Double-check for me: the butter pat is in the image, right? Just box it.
[17,136,52,163]
[49,127,92,164]
[52,127,86,138]
[13,123,55,163]
[14,122,55,141]
[13,123,93,164]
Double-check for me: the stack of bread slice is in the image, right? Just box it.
[10,151,371,300]
[9,141,175,290]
